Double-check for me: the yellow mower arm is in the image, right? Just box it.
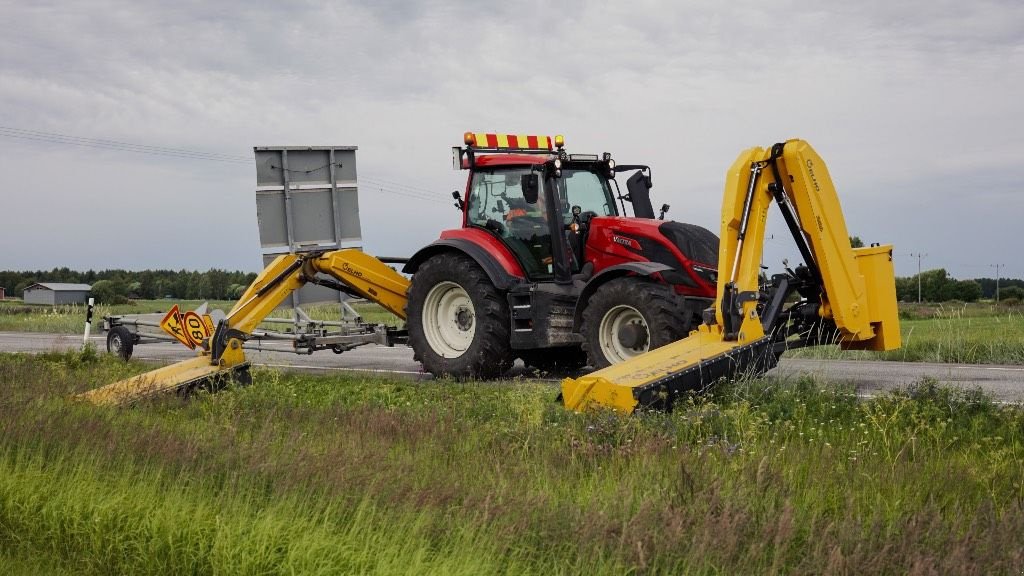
[562,139,900,413]
[78,249,410,406]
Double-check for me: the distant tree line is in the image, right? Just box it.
[895,269,1024,303]
[4,266,1021,306]
[973,278,1024,300]
[0,268,258,304]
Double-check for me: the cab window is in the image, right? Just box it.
[466,168,552,278]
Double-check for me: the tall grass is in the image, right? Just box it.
[1,351,1022,574]
[788,303,1024,364]
[0,300,234,334]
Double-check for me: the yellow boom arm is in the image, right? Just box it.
[561,139,900,413]
[78,249,410,406]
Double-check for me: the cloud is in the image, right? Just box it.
[0,0,1021,278]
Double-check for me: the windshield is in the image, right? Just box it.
[556,169,617,223]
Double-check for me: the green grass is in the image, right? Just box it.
[1,351,1022,574]
[788,302,1024,364]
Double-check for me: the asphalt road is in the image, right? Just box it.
[4,331,1024,402]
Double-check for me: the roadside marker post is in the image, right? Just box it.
[83,297,95,347]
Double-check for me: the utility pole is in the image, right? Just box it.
[990,263,1004,302]
[909,253,927,303]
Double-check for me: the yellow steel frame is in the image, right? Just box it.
[78,249,410,406]
[561,139,900,413]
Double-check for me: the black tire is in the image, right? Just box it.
[407,252,514,378]
[581,278,691,370]
[520,346,589,376]
[106,326,134,361]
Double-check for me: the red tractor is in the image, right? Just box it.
[403,133,719,376]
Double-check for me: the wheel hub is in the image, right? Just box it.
[421,281,476,358]
[617,323,648,350]
[455,306,473,331]
[598,304,651,364]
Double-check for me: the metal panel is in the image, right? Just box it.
[255,192,288,248]
[254,146,360,306]
[23,288,53,306]
[335,187,361,242]
[254,147,360,254]
[53,291,89,305]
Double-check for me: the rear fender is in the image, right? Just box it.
[572,262,673,329]
[404,238,524,291]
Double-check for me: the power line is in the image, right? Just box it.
[0,125,454,205]
[361,177,443,203]
[0,125,251,163]
[360,174,446,197]
[361,182,448,205]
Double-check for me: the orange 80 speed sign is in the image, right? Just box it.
[159,304,214,350]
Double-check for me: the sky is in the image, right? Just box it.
[0,0,1021,279]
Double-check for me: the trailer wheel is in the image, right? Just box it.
[106,326,135,361]
[581,278,690,369]
[408,252,513,378]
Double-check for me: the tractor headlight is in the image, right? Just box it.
[553,158,562,169]
[607,159,616,170]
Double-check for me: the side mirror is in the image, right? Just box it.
[625,171,656,219]
[521,174,539,205]
[452,190,464,211]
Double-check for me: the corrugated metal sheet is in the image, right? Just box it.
[23,283,91,305]
[27,283,93,292]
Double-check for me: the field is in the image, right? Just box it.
[1,351,1023,574]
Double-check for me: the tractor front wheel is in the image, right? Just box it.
[408,253,514,378]
[581,278,690,370]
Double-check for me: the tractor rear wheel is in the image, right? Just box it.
[408,252,514,378]
[581,278,690,370]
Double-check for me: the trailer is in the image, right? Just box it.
[102,300,407,361]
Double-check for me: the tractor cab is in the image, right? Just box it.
[452,132,659,283]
